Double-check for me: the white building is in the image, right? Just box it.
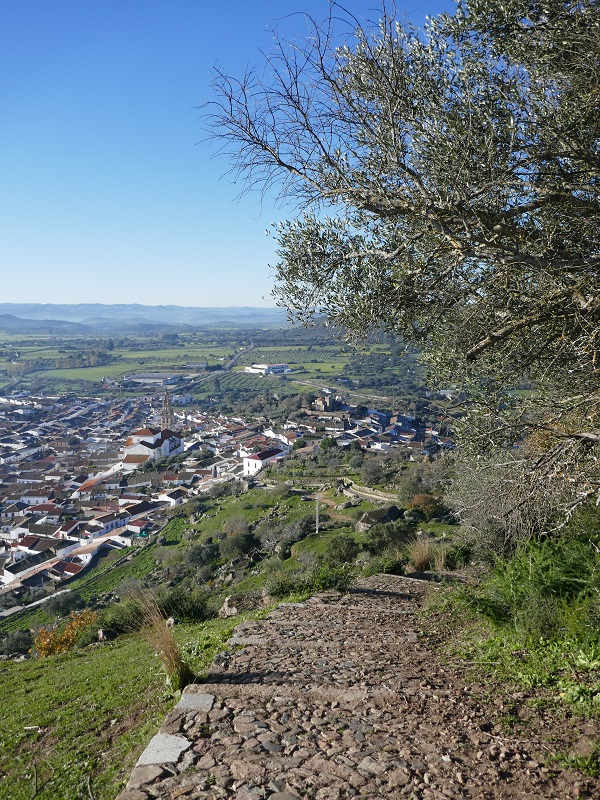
[122,427,183,470]
[242,448,288,477]
[244,363,290,376]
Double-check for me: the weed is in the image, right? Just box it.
[125,587,194,691]
[558,745,600,778]
[407,538,436,571]
[557,680,600,706]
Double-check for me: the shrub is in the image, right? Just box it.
[97,599,140,633]
[308,563,355,592]
[265,563,355,597]
[187,542,220,568]
[465,532,600,643]
[407,494,445,521]
[362,549,408,577]
[220,532,259,562]
[0,630,33,656]
[364,519,414,555]
[323,534,359,565]
[157,586,212,622]
[34,610,99,657]
[444,543,472,569]
[46,591,85,617]
[222,515,248,536]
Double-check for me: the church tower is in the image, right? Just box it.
[161,388,174,431]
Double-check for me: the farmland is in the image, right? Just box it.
[0,327,425,404]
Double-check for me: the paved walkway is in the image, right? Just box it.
[116,575,598,800]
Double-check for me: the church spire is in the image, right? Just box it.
[161,388,174,431]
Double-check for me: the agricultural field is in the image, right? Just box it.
[197,370,300,398]
[0,327,426,406]
[235,345,345,366]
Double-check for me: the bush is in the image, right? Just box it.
[265,563,355,597]
[362,548,408,577]
[34,610,99,657]
[323,534,359,565]
[46,591,85,617]
[157,586,212,622]
[97,599,140,633]
[222,515,248,536]
[0,630,33,656]
[465,531,600,643]
[444,542,472,570]
[187,542,220,568]
[407,494,445,521]
[220,532,260,562]
[364,520,414,555]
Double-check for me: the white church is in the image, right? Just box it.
[122,391,183,471]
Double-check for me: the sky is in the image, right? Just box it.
[0,0,455,308]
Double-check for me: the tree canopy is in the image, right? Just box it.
[208,0,600,525]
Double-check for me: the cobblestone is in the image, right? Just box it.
[116,575,599,800]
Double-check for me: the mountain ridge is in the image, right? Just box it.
[0,304,288,330]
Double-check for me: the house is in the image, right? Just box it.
[263,428,295,448]
[122,427,183,469]
[126,518,151,536]
[157,487,187,507]
[242,448,288,477]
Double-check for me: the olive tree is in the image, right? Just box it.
[208,0,599,523]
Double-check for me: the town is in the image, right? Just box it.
[0,372,453,603]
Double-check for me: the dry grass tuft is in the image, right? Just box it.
[125,585,194,691]
[407,538,446,572]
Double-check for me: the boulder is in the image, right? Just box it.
[355,504,403,532]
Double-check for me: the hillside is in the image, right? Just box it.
[0,304,288,329]
[117,575,600,800]
[2,465,599,799]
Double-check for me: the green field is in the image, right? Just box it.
[0,329,423,406]
[0,613,267,800]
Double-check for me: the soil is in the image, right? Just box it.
[117,574,599,800]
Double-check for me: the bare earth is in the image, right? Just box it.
[117,575,599,800]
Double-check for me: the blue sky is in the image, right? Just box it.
[0,1,455,307]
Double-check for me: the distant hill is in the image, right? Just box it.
[0,304,288,329]
[0,314,89,334]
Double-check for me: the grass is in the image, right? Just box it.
[0,609,273,800]
[436,522,600,715]
[0,634,170,800]
[289,527,358,561]
[407,538,435,571]
[125,586,194,691]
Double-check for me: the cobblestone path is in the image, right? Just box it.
[117,575,598,800]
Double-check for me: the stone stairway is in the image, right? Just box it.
[116,575,597,800]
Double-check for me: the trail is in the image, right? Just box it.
[117,575,597,800]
